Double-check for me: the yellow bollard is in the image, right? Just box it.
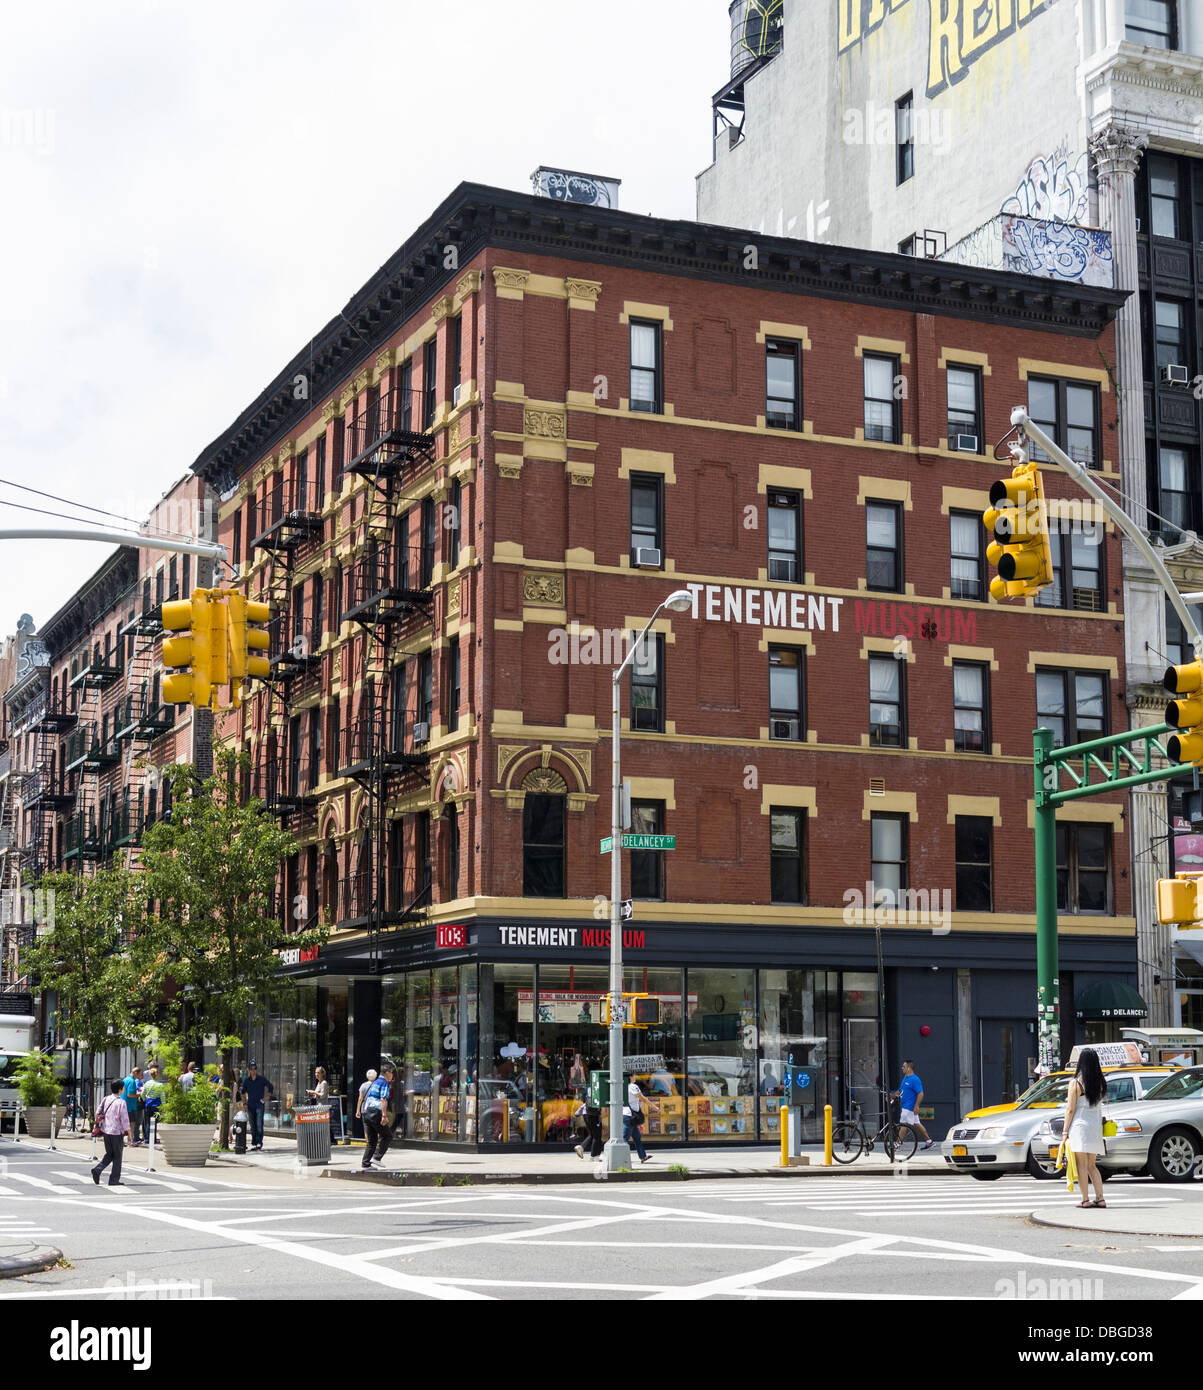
[780,1103,788,1167]
[824,1104,833,1166]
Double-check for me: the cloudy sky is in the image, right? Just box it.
[0,1,727,632]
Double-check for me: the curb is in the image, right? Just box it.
[0,1245,62,1279]
[1027,1210,1203,1239]
[319,1162,950,1185]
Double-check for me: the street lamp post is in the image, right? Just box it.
[603,588,696,1172]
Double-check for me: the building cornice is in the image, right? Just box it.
[38,546,139,657]
[189,183,1128,490]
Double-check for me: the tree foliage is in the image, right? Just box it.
[133,750,326,1051]
[22,868,151,1057]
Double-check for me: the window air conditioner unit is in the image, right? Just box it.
[955,433,979,453]
[413,722,430,744]
[1162,364,1189,386]
[452,383,465,408]
[770,717,799,741]
[633,547,662,569]
[768,557,796,583]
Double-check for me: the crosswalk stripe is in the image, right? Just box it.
[5,1173,77,1194]
[51,1169,194,1194]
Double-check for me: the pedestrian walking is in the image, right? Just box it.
[179,1062,199,1092]
[355,1067,377,1137]
[1064,1047,1109,1208]
[240,1062,274,1151]
[142,1066,165,1144]
[92,1081,131,1186]
[122,1066,144,1146]
[360,1064,395,1169]
[623,1077,651,1163]
[895,1060,935,1149]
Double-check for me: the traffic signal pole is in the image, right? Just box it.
[1032,728,1059,1072]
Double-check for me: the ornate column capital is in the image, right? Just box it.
[1089,125,1148,180]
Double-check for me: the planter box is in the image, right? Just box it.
[158,1123,214,1167]
[22,1106,59,1139]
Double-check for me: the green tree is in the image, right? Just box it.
[22,868,152,1116]
[134,750,325,1137]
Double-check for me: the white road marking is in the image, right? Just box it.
[0,1283,229,1299]
[647,1232,899,1300]
[5,1173,77,1194]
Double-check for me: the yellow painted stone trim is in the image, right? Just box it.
[862,790,918,821]
[755,322,812,348]
[619,448,676,484]
[1017,358,1110,390]
[625,776,676,811]
[565,547,595,566]
[857,477,913,509]
[757,629,815,654]
[856,335,910,364]
[757,464,813,499]
[624,617,677,644]
[493,541,524,563]
[1026,800,1125,831]
[938,348,992,376]
[947,794,1002,826]
[619,302,674,330]
[944,645,999,671]
[1026,651,1118,677]
[860,636,914,663]
[566,389,598,409]
[494,381,526,401]
[566,277,602,310]
[940,485,988,516]
[522,607,568,625]
[760,785,818,816]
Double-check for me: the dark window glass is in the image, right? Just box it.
[947,365,982,450]
[770,808,805,904]
[1037,668,1108,747]
[630,801,665,900]
[869,655,904,746]
[422,339,438,430]
[630,475,663,562]
[1165,597,1203,668]
[950,511,984,601]
[314,435,326,506]
[866,501,902,591]
[1056,823,1112,913]
[446,805,459,901]
[768,646,803,740]
[447,639,460,733]
[630,631,664,732]
[450,315,462,394]
[416,810,431,897]
[864,354,900,442]
[1155,298,1187,369]
[399,359,413,433]
[895,92,914,183]
[1127,0,1176,48]
[767,491,802,583]
[182,553,191,598]
[870,813,908,907]
[1027,376,1099,467]
[420,497,435,585]
[766,338,801,430]
[295,446,308,510]
[1148,154,1181,238]
[953,661,989,752]
[418,651,432,728]
[1034,521,1104,612]
[523,794,565,897]
[630,319,662,413]
[449,478,462,569]
[955,815,993,911]
[1157,444,1193,540]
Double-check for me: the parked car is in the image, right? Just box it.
[941,1065,1176,1181]
[1034,1065,1203,1182]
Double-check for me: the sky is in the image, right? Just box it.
[0,0,728,634]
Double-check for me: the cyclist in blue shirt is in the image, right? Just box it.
[895,1060,935,1149]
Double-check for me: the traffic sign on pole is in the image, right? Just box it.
[620,900,634,921]
[600,834,677,853]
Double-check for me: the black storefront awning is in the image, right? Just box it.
[1075,979,1147,1022]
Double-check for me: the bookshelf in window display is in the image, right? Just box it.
[687,1095,756,1138]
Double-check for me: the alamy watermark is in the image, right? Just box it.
[1,108,55,157]
[995,1271,1105,1300]
[842,883,952,935]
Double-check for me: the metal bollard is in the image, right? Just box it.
[146,1114,156,1172]
[14,1102,20,1143]
[48,1103,56,1151]
[823,1103,833,1167]
[780,1103,788,1168]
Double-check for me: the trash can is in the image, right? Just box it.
[294,1105,332,1166]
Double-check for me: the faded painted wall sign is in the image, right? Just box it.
[837,0,1051,99]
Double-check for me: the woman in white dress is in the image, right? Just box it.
[1063,1047,1108,1207]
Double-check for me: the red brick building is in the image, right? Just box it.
[191,182,1131,1145]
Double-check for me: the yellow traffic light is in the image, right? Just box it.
[601,993,660,1028]
[1156,873,1203,927]
[228,592,271,690]
[161,591,212,708]
[983,463,1053,601]
[1165,661,1203,765]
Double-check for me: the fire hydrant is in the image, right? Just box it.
[232,1109,248,1155]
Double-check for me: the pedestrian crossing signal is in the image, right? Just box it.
[601,993,660,1027]
[1156,872,1203,928]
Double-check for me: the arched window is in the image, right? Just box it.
[445,803,460,902]
[521,770,566,897]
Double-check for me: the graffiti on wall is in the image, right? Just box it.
[944,214,1113,287]
[1002,151,1090,223]
[837,0,1051,99]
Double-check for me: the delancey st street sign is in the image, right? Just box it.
[600,834,677,853]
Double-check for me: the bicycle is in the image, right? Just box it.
[830,1090,919,1163]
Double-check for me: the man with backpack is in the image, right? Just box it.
[360,1063,395,1170]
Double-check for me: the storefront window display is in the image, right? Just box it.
[477,963,535,1143]
[534,964,608,1143]
[404,971,433,1139]
[686,968,757,1140]
[245,981,350,1134]
[842,972,883,1128]
[759,970,839,1141]
[622,967,685,1143]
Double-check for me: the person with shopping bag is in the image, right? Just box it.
[1058,1047,1109,1208]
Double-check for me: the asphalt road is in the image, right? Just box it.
[3,1141,1202,1304]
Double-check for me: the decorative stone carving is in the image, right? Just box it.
[497,745,522,781]
[522,768,567,795]
[447,576,461,617]
[1088,126,1148,179]
[430,295,452,323]
[321,398,339,424]
[565,277,602,303]
[340,383,357,410]
[493,267,529,293]
[353,370,369,395]
[277,440,293,463]
[449,419,462,454]
[522,572,565,606]
[524,408,566,439]
[456,269,482,300]
[498,459,523,480]
[375,349,393,376]
[568,468,593,487]
[332,648,342,682]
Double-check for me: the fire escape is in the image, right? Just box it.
[337,383,436,952]
[114,586,177,862]
[24,689,78,882]
[63,643,122,869]
[251,462,324,926]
